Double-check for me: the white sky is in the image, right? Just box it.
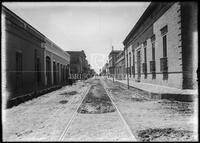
[3,2,150,74]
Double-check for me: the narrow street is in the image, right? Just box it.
[3,77,196,141]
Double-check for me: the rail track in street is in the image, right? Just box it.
[58,84,92,141]
[58,77,137,141]
[4,77,195,142]
[100,78,137,141]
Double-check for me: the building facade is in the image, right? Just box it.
[43,38,70,87]
[2,6,70,107]
[66,50,89,80]
[108,49,122,78]
[114,51,125,80]
[123,2,198,89]
[101,63,109,76]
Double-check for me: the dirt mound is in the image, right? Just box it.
[78,83,116,114]
[60,91,78,96]
[158,100,194,114]
[59,100,68,104]
[130,97,147,102]
[137,128,194,141]
[78,102,115,114]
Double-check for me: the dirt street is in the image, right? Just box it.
[62,78,135,141]
[3,80,90,141]
[3,77,197,141]
[101,77,197,141]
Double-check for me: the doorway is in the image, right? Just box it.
[137,50,141,81]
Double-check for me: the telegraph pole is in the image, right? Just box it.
[112,46,114,83]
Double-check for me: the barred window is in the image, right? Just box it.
[163,71,168,80]
[143,41,147,79]
[160,25,168,80]
[160,57,168,72]
[150,60,156,79]
[150,61,156,72]
[142,63,147,79]
[160,57,168,80]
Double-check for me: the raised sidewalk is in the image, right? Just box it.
[106,77,198,102]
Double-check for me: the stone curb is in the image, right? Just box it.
[110,79,196,102]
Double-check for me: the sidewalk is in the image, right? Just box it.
[106,77,198,102]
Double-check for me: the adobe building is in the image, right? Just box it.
[2,6,45,100]
[123,2,198,89]
[2,6,70,107]
[43,38,70,87]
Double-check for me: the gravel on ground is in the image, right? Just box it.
[62,78,134,141]
[101,78,198,141]
[3,80,90,141]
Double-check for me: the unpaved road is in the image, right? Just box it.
[3,80,91,141]
[61,78,135,141]
[3,78,135,141]
[101,77,197,141]
[3,77,197,141]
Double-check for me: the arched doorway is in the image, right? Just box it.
[46,56,51,86]
[66,65,69,84]
[53,61,57,85]
[57,63,59,83]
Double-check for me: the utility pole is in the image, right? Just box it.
[112,46,114,83]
